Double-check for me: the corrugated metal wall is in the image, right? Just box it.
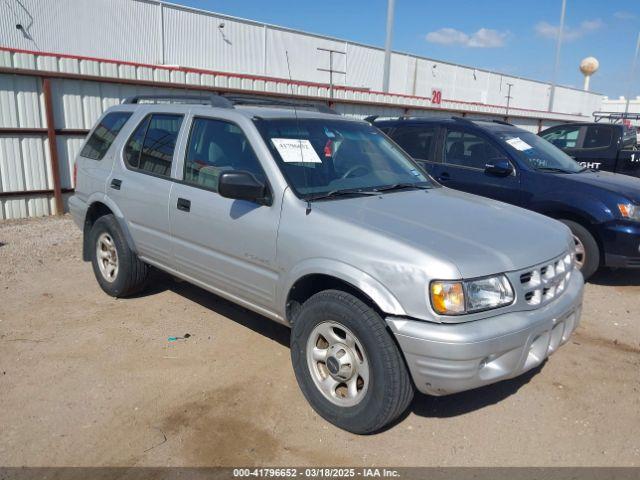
[0,52,568,220]
[0,0,603,220]
[0,0,602,115]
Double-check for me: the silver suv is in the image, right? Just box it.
[70,95,584,434]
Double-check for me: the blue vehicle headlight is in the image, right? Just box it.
[618,203,640,221]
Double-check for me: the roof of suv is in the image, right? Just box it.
[114,95,361,122]
[372,116,526,133]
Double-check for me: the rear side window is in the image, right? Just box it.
[583,126,613,149]
[123,114,183,177]
[80,112,132,160]
[391,125,436,161]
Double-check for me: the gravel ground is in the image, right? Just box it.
[0,215,639,467]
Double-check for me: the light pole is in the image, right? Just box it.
[548,0,567,112]
[624,32,640,116]
[505,83,514,117]
[382,0,396,93]
[317,47,346,99]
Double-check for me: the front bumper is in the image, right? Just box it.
[387,270,584,396]
[600,220,640,268]
[68,195,87,230]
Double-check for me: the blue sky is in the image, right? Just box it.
[173,0,639,97]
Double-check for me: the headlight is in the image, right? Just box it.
[618,203,640,221]
[430,275,514,315]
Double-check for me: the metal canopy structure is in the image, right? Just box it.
[593,111,640,123]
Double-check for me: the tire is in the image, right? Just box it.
[290,290,414,434]
[89,214,149,297]
[559,219,599,280]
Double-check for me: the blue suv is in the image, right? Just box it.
[370,116,640,279]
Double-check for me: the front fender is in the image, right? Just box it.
[530,192,613,225]
[279,258,407,319]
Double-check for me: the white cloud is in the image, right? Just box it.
[614,11,636,20]
[535,19,604,41]
[425,27,508,48]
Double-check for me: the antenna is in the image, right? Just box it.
[284,50,312,214]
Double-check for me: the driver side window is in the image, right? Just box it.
[444,130,505,170]
[183,118,265,192]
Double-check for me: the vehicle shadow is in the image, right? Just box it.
[140,271,545,426]
[141,269,291,348]
[588,268,640,287]
[408,362,545,419]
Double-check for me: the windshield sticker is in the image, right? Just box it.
[506,137,533,151]
[271,138,322,163]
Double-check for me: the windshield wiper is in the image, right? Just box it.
[306,188,380,203]
[372,182,432,193]
[535,166,576,174]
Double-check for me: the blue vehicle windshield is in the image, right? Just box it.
[497,131,583,173]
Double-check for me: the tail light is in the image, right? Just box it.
[73,163,78,188]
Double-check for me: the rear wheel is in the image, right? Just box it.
[559,219,599,280]
[89,214,149,297]
[290,290,414,434]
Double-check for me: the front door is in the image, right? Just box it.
[431,127,521,205]
[169,116,281,314]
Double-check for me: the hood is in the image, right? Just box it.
[562,170,640,201]
[313,188,571,279]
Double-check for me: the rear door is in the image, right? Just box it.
[431,127,522,205]
[168,115,281,314]
[107,112,184,267]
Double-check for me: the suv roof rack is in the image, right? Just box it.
[451,116,475,126]
[122,94,233,108]
[491,119,514,126]
[223,95,338,114]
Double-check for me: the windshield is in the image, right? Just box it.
[496,131,583,173]
[254,118,435,199]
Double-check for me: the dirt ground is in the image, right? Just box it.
[0,215,639,467]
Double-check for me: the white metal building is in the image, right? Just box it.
[0,0,604,219]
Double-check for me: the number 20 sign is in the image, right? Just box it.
[431,89,442,105]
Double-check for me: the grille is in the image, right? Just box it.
[517,252,574,307]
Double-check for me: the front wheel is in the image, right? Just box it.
[559,219,599,280]
[290,290,414,434]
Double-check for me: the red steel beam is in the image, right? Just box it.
[41,78,64,215]
[0,128,89,136]
[0,188,74,199]
[0,65,584,122]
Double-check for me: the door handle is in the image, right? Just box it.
[176,197,191,212]
[110,178,122,190]
[438,172,450,182]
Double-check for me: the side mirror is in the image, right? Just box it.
[218,171,270,205]
[484,159,514,177]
